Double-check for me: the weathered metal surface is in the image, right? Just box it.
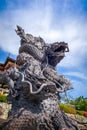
[0,26,79,130]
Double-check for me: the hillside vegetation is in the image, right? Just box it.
[59,96,87,117]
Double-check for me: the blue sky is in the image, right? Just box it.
[0,0,87,98]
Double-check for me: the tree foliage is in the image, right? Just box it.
[61,94,87,111]
[75,96,87,111]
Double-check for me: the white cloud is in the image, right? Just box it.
[0,1,87,68]
[56,20,87,68]
[68,79,87,98]
[0,0,52,55]
[64,71,87,80]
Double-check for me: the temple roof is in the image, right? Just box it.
[0,57,16,71]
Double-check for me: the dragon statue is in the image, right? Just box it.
[0,26,79,130]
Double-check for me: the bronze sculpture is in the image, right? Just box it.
[0,26,79,130]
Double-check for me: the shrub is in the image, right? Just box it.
[59,103,76,114]
[68,109,76,114]
[76,110,84,116]
[84,112,87,117]
[0,94,7,103]
[75,96,87,111]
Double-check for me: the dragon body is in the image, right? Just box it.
[0,26,79,130]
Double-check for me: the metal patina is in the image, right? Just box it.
[0,26,79,130]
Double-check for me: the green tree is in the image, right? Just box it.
[75,96,87,111]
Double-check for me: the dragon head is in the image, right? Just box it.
[46,42,69,67]
[16,26,69,67]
